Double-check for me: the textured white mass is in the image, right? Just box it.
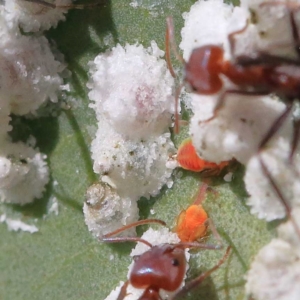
[0,141,49,205]
[105,228,190,300]
[0,214,39,233]
[83,182,139,238]
[0,19,66,115]
[91,119,176,199]
[245,138,300,221]
[236,0,300,59]
[3,0,71,32]
[0,10,64,206]
[180,0,234,61]
[246,239,300,300]
[88,42,175,140]
[190,93,292,165]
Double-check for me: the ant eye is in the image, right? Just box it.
[172,258,180,266]
[133,255,141,262]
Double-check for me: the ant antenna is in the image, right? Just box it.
[101,219,167,248]
[174,82,184,134]
[102,236,153,248]
[23,0,106,9]
[103,219,167,238]
[165,17,176,79]
[176,239,222,251]
[171,246,231,300]
[165,17,185,77]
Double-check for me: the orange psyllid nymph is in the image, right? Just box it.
[177,138,229,175]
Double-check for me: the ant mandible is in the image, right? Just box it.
[102,219,231,300]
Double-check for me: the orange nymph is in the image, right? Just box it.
[176,138,229,175]
[176,204,208,242]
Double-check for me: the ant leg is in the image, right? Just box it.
[22,0,106,9]
[287,4,300,58]
[258,103,293,150]
[192,182,218,204]
[259,156,300,240]
[290,118,300,162]
[206,218,222,248]
[228,20,249,56]
[116,280,130,300]
[171,246,231,300]
[200,89,269,124]
[193,182,209,205]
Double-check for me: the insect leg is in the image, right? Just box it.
[259,156,300,240]
[200,89,269,124]
[258,102,293,150]
[116,280,130,300]
[171,246,231,300]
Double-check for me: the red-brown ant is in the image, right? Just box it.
[166,10,300,138]
[101,219,230,300]
[165,3,300,239]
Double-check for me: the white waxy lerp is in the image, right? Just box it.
[3,0,72,32]
[91,119,176,200]
[83,182,139,238]
[0,12,66,115]
[0,141,49,205]
[88,42,175,140]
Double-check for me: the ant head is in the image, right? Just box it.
[185,45,224,94]
[130,243,187,292]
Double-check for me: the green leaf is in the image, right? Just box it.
[0,1,274,300]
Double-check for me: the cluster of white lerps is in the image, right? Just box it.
[3,0,300,299]
[84,42,176,237]
[180,0,300,299]
[0,1,69,205]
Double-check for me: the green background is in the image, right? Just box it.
[0,1,274,299]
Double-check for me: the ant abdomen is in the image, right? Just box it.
[185,45,224,94]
